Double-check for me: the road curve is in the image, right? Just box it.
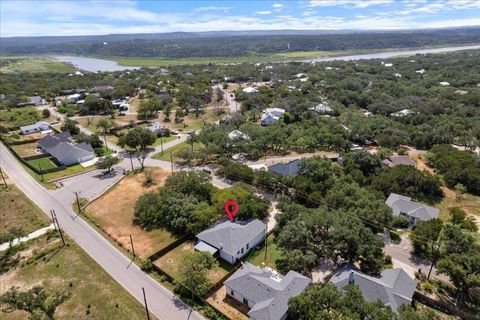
[0,142,203,320]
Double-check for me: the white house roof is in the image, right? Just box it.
[390,109,413,117]
[243,87,258,93]
[439,81,450,86]
[196,220,266,256]
[228,130,249,140]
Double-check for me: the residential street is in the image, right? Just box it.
[0,142,203,320]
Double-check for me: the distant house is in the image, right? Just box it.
[228,130,249,140]
[28,96,44,106]
[261,108,285,126]
[20,121,51,135]
[67,93,81,103]
[268,159,301,177]
[37,132,94,166]
[93,85,114,92]
[225,262,311,320]
[439,81,450,86]
[0,93,5,100]
[146,123,166,135]
[386,193,439,227]
[243,87,258,94]
[382,156,416,168]
[390,109,413,117]
[330,264,415,312]
[309,102,332,114]
[416,69,426,75]
[195,220,266,264]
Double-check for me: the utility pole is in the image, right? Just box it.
[142,287,151,320]
[129,152,134,172]
[160,134,164,155]
[50,209,65,246]
[38,163,44,181]
[74,191,81,214]
[129,234,136,257]
[0,167,7,189]
[170,150,174,173]
[427,229,444,280]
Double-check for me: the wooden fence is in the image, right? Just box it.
[413,291,477,320]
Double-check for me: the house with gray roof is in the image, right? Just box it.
[27,96,44,105]
[386,193,439,227]
[37,132,94,166]
[268,159,301,177]
[20,121,51,135]
[225,262,311,320]
[382,156,416,168]
[195,220,266,264]
[330,264,415,312]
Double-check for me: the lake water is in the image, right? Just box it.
[300,45,480,63]
[52,55,141,72]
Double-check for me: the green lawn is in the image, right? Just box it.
[0,184,50,235]
[0,236,147,320]
[247,235,282,269]
[152,135,178,147]
[151,141,201,161]
[0,56,74,73]
[27,157,58,170]
[23,162,95,187]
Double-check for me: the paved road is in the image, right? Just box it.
[0,142,203,320]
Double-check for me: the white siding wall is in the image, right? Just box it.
[225,285,255,308]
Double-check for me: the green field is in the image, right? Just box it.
[0,56,74,73]
[152,135,178,147]
[0,236,146,320]
[27,157,58,170]
[247,235,281,269]
[152,141,201,161]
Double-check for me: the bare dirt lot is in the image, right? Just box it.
[85,168,177,258]
[206,285,249,320]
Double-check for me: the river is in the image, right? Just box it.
[52,55,141,72]
[299,44,480,63]
[52,45,480,72]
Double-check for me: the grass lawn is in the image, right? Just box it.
[0,236,147,320]
[85,168,178,258]
[152,135,178,147]
[0,56,74,73]
[26,157,58,170]
[154,241,233,285]
[435,192,480,228]
[0,184,50,235]
[23,162,94,188]
[246,235,282,269]
[11,143,38,157]
[152,141,201,161]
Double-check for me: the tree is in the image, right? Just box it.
[276,249,317,275]
[410,218,444,259]
[454,183,466,199]
[449,207,477,232]
[212,184,269,220]
[96,118,115,149]
[137,99,161,120]
[187,202,218,234]
[42,108,50,118]
[174,107,184,123]
[177,251,218,296]
[96,156,119,172]
[164,171,214,203]
[61,118,79,135]
[118,127,156,170]
[0,286,70,319]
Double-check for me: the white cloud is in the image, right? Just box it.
[194,6,230,13]
[255,11,272,15]
[308,0,394,9]
[273,3,284,9]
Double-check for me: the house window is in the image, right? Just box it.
[231,290,234,296]
[243,298,249,306]
[237,250,240,255]
[241,248,244,254]
[246,243,249,250]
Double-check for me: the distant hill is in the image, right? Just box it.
[1,27,480,58]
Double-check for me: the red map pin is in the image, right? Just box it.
[224,200,238,221]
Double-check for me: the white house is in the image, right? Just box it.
[20,121,51,135]
[195,220,266,264]
[439,81,450,86]
[416,69,426,75]
[309,102,332,114]
[390,109,413,117]
[261,108,285,126]
[243,87,258,94]
[228,130,249,140]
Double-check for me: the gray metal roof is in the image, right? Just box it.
[194,241,218,255]
[37,132,71,151]
[329,264,415,312]
[225,262,311,320]
[386,193,439,222]
[48,142,94,165]
[20,121,50,132]
[268,159,301,177]
[28,96,42,104]
[196,220,266,257]
[382,156,416,167]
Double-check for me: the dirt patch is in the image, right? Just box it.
[85,168,177,258]
[206,285,249,320]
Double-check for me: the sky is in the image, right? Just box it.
[1,0,480,37]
